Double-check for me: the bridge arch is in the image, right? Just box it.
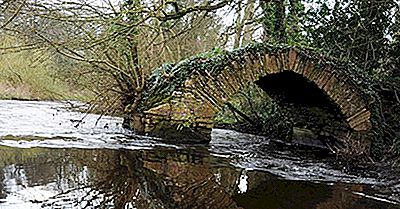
[133,44,375,145]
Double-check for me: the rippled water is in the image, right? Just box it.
[0,100,399,209]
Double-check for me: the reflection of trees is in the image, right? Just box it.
[315,184,369,209]
[0,147,55,183]
[233,174,387,209]
[0,146,90,205]
[140,148,240,208]
[70,147,242,209]
[0,168,5,200]
[234,177,331,209]
[0,145,242,208]
[0,145,395,209]
[0,146,80,189]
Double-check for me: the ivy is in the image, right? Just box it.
[140,42,378,111]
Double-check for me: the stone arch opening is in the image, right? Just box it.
[255,71,350,146]
[256,71,342,111]
[214,71,351,148]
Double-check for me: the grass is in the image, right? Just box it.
[0,35,93,101]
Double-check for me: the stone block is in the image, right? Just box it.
[316,68,333,89]
[279,51,288,71]
[144,103,172,116]
[322,74,338,94]
[288,48,298,70]
[264,54,279,73]
[301,60,316,79]
[346,108,371,131]
[218,71,236,95]
[353,120,372,131]
[292,54,305,74]
[195,117,214,124]
[184,79,195,88]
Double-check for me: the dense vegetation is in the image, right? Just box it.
[0,0,399,162]
[0,35,92,100]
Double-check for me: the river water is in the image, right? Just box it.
[0,100,399,209]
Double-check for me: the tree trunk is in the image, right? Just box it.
[233,1,243,48]
[274,0,286,43]
[242,0,256,45]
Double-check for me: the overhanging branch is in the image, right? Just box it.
[157,0,232,21]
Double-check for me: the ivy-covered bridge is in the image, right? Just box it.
[125,43,382,154]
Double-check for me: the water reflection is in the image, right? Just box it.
[0,100,399,208]
[0,146,398,209]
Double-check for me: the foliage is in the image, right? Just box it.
[214,83,284,136]
[141,41,376,111]
[0,0,228,113]
[0,35,92,101]
[304,0,397,73]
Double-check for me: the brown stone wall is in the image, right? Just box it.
[136,47,373,142]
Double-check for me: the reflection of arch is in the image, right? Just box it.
[0,146,243,208]
[134,43,375,144]
[73,147,242,209]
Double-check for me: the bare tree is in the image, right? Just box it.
[0,0,232,114]
[233,0,256,48]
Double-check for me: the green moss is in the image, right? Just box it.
[141,42,377,111]
[139,42,395,159]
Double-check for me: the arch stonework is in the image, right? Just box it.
[131,44,374,142]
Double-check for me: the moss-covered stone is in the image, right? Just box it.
[127,42,391,159]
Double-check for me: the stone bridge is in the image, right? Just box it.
[126,43,379,151]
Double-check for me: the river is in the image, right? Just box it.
[0,100,399,209]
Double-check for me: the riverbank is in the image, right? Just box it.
[0,82,92,102]
[0,35,94,102]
